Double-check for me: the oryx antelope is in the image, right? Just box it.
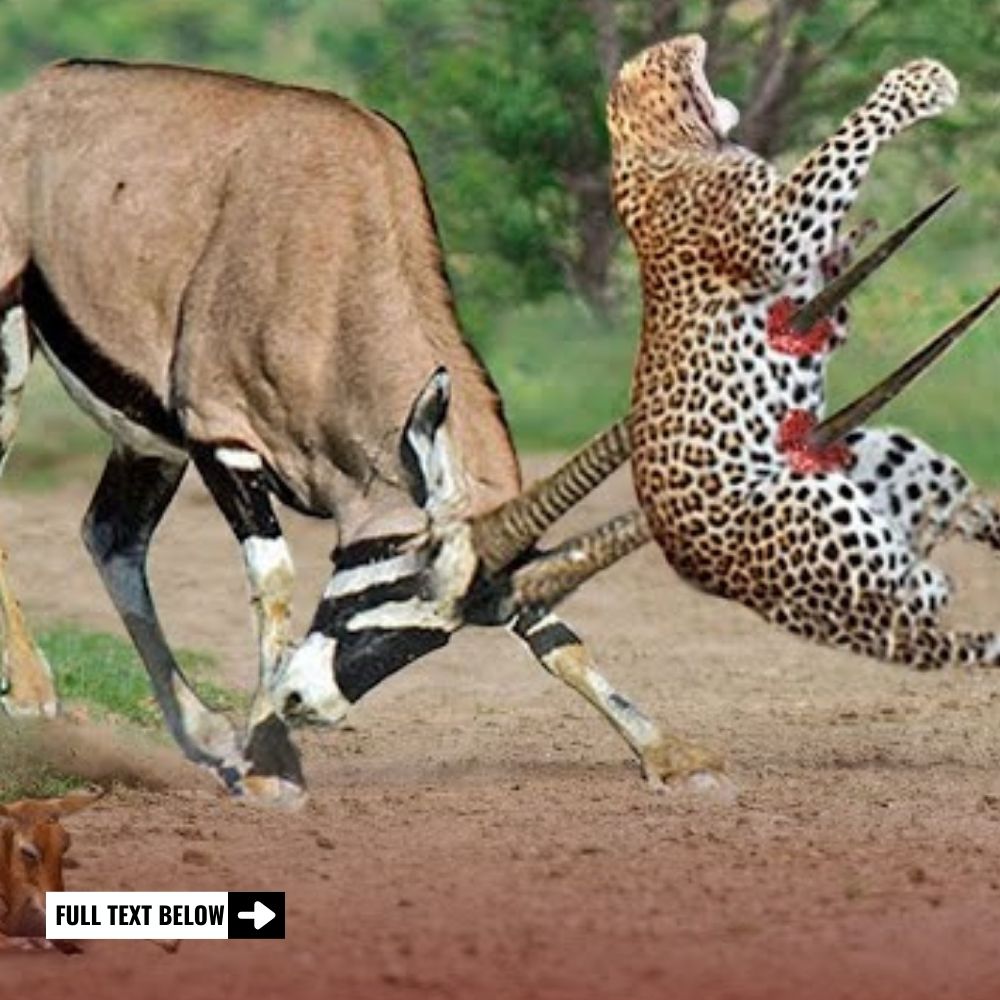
[0,59,696,803]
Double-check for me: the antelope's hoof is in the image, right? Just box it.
[640,737,736,799]
[236,774,308,811]
[670,769,739,801]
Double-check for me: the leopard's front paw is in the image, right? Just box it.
[879,59,958,123]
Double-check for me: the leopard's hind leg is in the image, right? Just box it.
[744,470,997,669]
[952,495,1000,553]
[771,587,999,669]
[845,427,999,558]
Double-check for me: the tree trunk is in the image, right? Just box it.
[565,173,620,322]
[736,0,839,156]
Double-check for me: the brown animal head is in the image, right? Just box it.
[0,790,101,938]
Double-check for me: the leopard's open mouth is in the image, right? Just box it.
[687,37,739,140]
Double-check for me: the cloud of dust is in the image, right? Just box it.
[0,716,215,795]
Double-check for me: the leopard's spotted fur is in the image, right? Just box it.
[610,35,999,669]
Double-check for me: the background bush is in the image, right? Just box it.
[0,0,995,483]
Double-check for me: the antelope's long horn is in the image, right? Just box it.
[790,186,959,335]
[509,509,652,610]
[809,284,1000,449]
[472,417,632,574]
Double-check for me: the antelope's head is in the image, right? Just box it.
[270,368,633,726]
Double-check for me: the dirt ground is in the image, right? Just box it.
[1,457,999,1000]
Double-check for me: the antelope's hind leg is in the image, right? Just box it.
[83,447,245,788]
[0,307,57,718]
[510,608,730,793]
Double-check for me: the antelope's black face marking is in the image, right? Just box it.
[334,627,450,702]
[331,534,415,571]
[269,368,483,724]
[270,528,472,723]
[320,533,458,702]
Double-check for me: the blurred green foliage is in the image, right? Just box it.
[0,0,373,91]
[343,0,998,322]
[0,0,994,484]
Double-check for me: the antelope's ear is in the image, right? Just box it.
[400,367,468,520]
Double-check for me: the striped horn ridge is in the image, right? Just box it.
[471,417,633,574]
[789,186,959,337]
[508,509,652,611]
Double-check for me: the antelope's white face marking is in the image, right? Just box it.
[323,523,478,638]
[215,446,264,471]
[272,520,479,720]
[322,550,422,600]
[270,632,348,725]
[345,595,454,633]
[341,524,477,632]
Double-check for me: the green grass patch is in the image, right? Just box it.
[1,625,243,802]
[38,623,244,728]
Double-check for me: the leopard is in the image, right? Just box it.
[607,34,999,675]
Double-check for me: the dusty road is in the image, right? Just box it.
[1,458,999,1000]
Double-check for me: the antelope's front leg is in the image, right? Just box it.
[510,609,729,793]
[194,446,304,806]
[83,449,245,788]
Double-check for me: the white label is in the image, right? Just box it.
[46,892,229,940]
